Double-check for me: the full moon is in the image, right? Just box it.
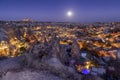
[67,11,73,17]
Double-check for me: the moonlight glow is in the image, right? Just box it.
[67,11,73,17]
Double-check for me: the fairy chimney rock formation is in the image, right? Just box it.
[71,39,80,59]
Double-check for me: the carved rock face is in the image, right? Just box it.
[49,37,60,58]
[71,39,80,59]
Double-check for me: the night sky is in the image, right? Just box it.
[0,0,120,22]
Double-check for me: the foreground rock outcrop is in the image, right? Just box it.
[0,36,103,80]
[1,70,63,80]
[0,56,25,76]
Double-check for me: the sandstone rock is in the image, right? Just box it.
[71,39,80,59]
[67,67,76,74]
[117,49,120,60]
[91,67,106,75]
[0,56,25,76]
[46,58,64,69]
[1,70,63,80]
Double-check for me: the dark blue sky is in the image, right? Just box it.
[0,0,120,22]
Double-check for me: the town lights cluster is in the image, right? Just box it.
[0,41,9,56]
[0,37,29,57]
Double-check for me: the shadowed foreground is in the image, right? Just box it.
[1,70,63,80]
